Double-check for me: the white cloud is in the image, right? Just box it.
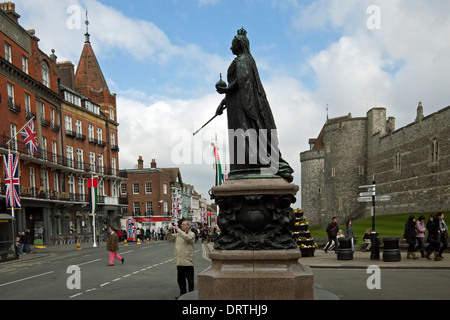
[116,90,229,197]
[285,0,450,127]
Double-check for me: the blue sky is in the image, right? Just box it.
[13,0,450,203]
[88,0,327,97]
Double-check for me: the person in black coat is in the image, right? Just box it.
[324,217,339,253]
[403,215,418,259]
[23,229,31,254]
[425,215,442,261]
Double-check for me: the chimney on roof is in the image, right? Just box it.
[151,159,157,169]
[137,156,144,169]
[57,61,75,90]
[0,2,20,23]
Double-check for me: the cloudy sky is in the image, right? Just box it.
[13,0,450,205]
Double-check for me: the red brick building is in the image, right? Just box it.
[0,3,124,246]
[119,157,181,231]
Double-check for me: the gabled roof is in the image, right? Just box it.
[161,167,183,185]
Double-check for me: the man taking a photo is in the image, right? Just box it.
[167,220,196,299]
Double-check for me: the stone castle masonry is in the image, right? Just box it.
[300,103,450,226]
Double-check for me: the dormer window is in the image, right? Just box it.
[41,61,50,87]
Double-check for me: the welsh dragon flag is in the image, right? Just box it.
[88,177,98,214]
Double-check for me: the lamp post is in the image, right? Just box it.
[358,174,380,260]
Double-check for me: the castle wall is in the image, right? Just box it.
[367,106,450,216]
[300,105,450,226]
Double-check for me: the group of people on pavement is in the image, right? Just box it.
[116,227,167,243]
[322,212,448,262]
[323,217,357,253]
[196,226,220,243]
[403,212,448,261]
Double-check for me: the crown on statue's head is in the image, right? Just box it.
[237,27,247,36]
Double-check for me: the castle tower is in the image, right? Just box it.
[301,113,368,226]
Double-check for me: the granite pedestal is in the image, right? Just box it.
[198,248,314,300]
[198,177,314,300]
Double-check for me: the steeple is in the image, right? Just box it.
[74,11,110,98]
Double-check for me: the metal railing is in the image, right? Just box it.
[0,133,120,176]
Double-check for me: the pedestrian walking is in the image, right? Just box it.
[403,215,419,259]
[136,228,141,242]
[167,220,195,299]
[324,217,338,253]
[415,215,426,258]
[425,215,441,261]
[17,231,24,254]
[23,229,31,254]
[437,212,448,259]
[106,227,124,266]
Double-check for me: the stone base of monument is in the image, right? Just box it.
[198,177,314,300]
[198,248,314,300]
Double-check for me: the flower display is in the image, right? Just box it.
[291,208,317,257]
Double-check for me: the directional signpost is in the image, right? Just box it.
[357,195,392,202]
[358,176,392,260]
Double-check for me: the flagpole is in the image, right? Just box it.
[91,172,97,247]
[5,117,34,147]
[7,144,14,218]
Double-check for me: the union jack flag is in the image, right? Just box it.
[3,153,21,208]
[172,197,180,219]
[19,120,38,154]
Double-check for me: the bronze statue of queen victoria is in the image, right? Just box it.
[212,28,298,250]
[215,27,294,183]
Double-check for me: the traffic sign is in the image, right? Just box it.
[359,184,376,189]
[357,195,392,202]
[376,195,392,202]
[357,196,372,202]
[359,192,376,197]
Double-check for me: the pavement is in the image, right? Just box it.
[202,242,450,270]
[301,247,450,269]
[2,240,450,270]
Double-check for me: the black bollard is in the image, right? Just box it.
[337,237,353,260]
[382,237,401,262]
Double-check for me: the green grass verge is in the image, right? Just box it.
[308,212,449,239]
